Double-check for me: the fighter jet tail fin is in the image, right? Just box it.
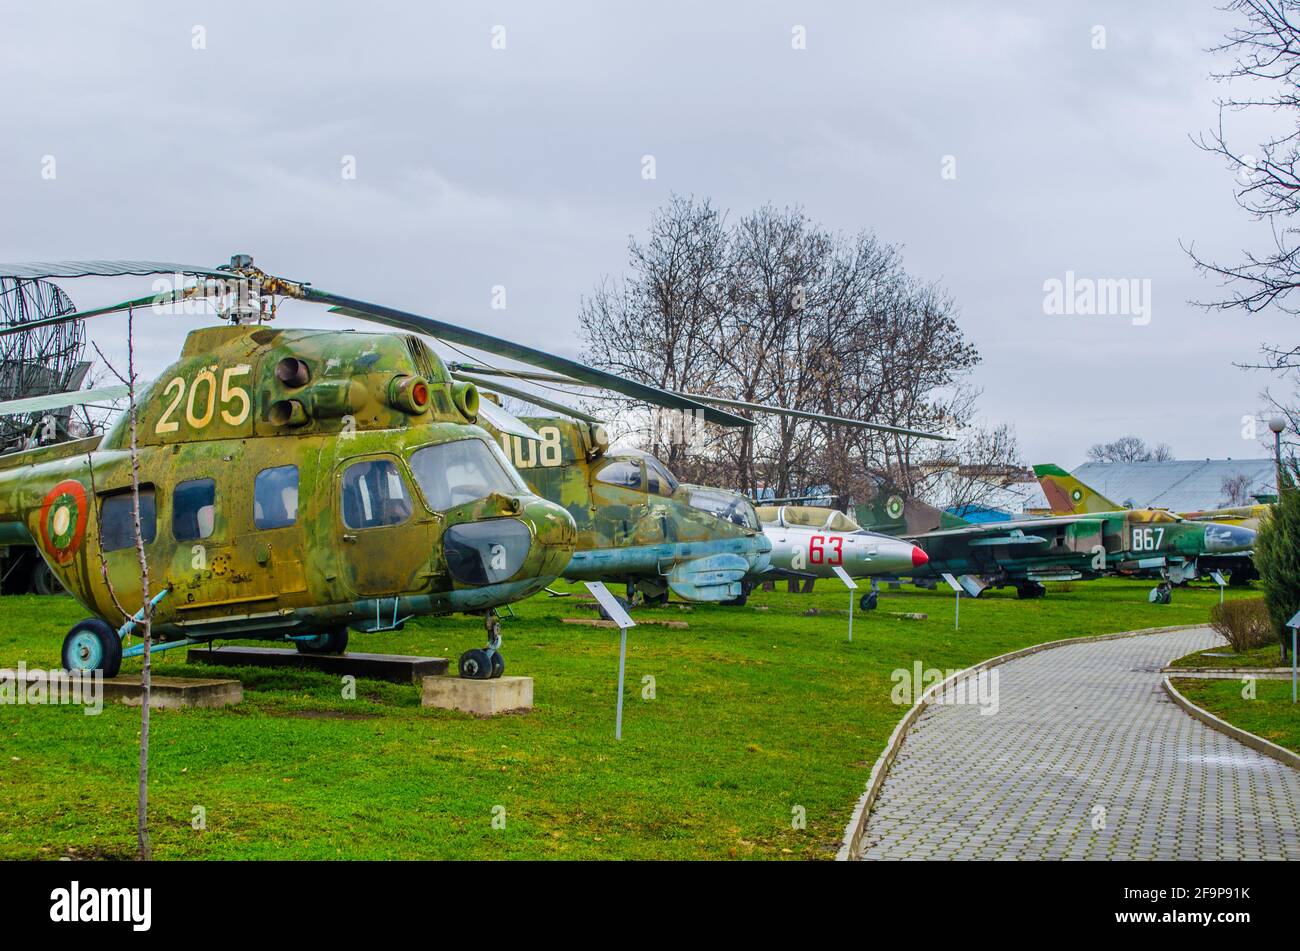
[1033,463,1122,514]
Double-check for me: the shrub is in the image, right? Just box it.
[1254,462,1300,661]
[1208,598,1275,653]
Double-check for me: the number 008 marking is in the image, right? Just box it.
[155,365,252,434]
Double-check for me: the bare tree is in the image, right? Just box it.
[579,196,991,505]
[1220,470,1257,505]
[92,314,155,860]
[1190,1,1300,325]
[1085,435,1174,464]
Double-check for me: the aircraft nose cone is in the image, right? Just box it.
[911,545,929,568]
[1204,523,1256,552]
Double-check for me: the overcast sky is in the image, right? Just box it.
[2,1,1294,468]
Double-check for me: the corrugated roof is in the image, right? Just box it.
[1070,459,1276,511]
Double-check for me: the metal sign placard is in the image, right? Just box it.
[585,581,636,629]
[831,565,858,590]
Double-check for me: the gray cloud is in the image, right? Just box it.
[1,0,1290,466]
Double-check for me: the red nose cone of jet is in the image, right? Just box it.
[911,546,929,568]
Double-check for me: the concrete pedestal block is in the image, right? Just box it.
[110,676,243,709]
[188,646,448,684]
[422,675,533,716]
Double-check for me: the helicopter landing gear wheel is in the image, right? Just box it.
[296,628,349,654]
[31,560,63,596]
[61,618,122,678]
[460,613,505,679]
[721,586,750,607]
[459,648,493,680]
[641,590,669,608]
[597,595,632,621]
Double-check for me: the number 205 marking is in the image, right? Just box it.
[155,365,252,434]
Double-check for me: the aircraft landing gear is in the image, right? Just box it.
[460,613,506,680]
[597,594,633,621]
[1016,581,1046,600]
[722,583,752,607]
[61,618,122,678]
[1149,581,1172,605]
[859,580,880,611]
[296,628,349,654]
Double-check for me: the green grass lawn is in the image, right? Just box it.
[1168,642,1290,669]
[1172,677,1300,755]
[0,577,1247,860]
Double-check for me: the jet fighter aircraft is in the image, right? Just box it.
[1034,463,1262,585]
[754,504,928,608]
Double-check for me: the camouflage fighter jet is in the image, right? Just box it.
[1034,463,1262,585]
[854,487,1257,600]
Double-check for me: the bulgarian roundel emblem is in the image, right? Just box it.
[39,480,88,566]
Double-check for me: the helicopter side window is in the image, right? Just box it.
[687,488,761,531]
[100,487,157,552]
[595,460,643,491]
[409,439,522,511]
[341,459,412,529]
[644,457,678,497]
[254,465,299,530]
[173,479,216,541]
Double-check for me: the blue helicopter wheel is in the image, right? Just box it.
[296,629,349,655]
[61,619,122,678]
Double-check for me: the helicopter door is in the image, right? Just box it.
[226,463,309,609]
[335,455,433,597]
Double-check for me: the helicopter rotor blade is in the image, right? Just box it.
[0,286,215,339]
[0,260,239,281]
[310,289,753,427]
[452,371,605,424]
[449,363,952,440]
[669,393,955,441]
[0,384,131,417]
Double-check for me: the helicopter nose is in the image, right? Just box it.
[912,545,929,568]
[1204,523,1256,552]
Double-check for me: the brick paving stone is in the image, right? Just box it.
[857,627,1300,860]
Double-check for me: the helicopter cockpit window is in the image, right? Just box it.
[409,439,522,511]
[341,459,412,529]
[254,465,299,530]
[595,460,643,491]
[173,478,216,541]
[687,488,761,531]
[644,457,679,497]
[100,487,157,552]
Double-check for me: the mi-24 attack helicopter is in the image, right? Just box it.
[0,254,760,680]
[442,365,949,608]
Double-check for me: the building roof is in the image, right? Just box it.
[1070,459,1276,512]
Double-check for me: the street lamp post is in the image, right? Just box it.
[1269,416,1287,497]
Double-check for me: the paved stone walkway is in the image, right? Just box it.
[857,627,1300,860]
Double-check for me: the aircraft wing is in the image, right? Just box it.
[907,514,1101,541]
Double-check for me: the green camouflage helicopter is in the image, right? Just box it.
[0,255,748,679]
[444,364,951,608]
